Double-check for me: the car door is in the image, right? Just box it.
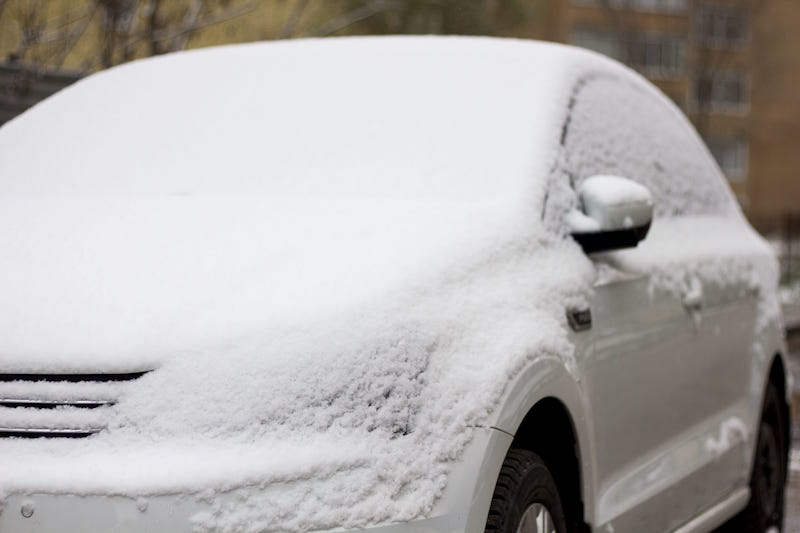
[576,259,753,532]
[584,273,699,532]
[550,74,755,530]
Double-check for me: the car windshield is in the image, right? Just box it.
[0,38,571,201]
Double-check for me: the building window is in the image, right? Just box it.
[571,29,622,61]
[630,34,685,75]
[571,0,688,14]
[666,92,685,110]
[705,136,748,181]
[572,29,685,76]
[693,71,748,111]
[694,3,747,47]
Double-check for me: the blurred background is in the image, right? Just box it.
[0,0,798,294]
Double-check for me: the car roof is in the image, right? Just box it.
[0,36,631,202]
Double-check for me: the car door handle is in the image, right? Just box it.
[567,308,592,332]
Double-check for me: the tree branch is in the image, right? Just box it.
[312,0,400,37]
[170,0,205,52]
[279,0,309,39]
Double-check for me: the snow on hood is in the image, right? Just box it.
[0,196,526,370]
[0,36,569,198]
[0,194,594,530]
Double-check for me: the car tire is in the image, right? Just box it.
[718,382,787,532]
[485,449,567,533]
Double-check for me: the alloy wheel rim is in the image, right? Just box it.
[516,503,556,533]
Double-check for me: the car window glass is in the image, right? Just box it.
[543,73,737,235]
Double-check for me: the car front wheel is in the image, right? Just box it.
[485,449,567,533]
[717,382,787,532]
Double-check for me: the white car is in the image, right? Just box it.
[0,37,788,533]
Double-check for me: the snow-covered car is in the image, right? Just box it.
[0,37,789,533]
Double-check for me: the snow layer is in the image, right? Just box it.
[0,37,565,199]
[0,202,593,530]
[543,71,738,236]
[0,36,782,531]
[579,175,653,207]
[0,37,595,530]
[604,216,781,331]
[704,418,748,460]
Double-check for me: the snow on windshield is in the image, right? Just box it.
[0,36,564,200]
[543,72,739,237]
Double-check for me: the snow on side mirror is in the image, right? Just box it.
[568,175,654,254]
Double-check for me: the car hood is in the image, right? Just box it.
[0,195,519,371]
[0,192,595,447]
[0,192,594,528]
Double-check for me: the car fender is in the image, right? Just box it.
[745,322,791,476]
[484,354,597,526]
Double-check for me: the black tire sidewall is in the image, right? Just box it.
[750,384,788,530]
[486,450,568,533]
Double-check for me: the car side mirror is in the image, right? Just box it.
[568,175,654,254]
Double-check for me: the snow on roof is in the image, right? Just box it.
[0,36,581,199]
[0,37,780,531]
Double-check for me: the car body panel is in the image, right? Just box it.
[488,354,597,521]
[0,427,513,533]
[587,272,758,530]
[486,249,786,533]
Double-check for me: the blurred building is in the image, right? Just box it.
[508,0,799,233]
